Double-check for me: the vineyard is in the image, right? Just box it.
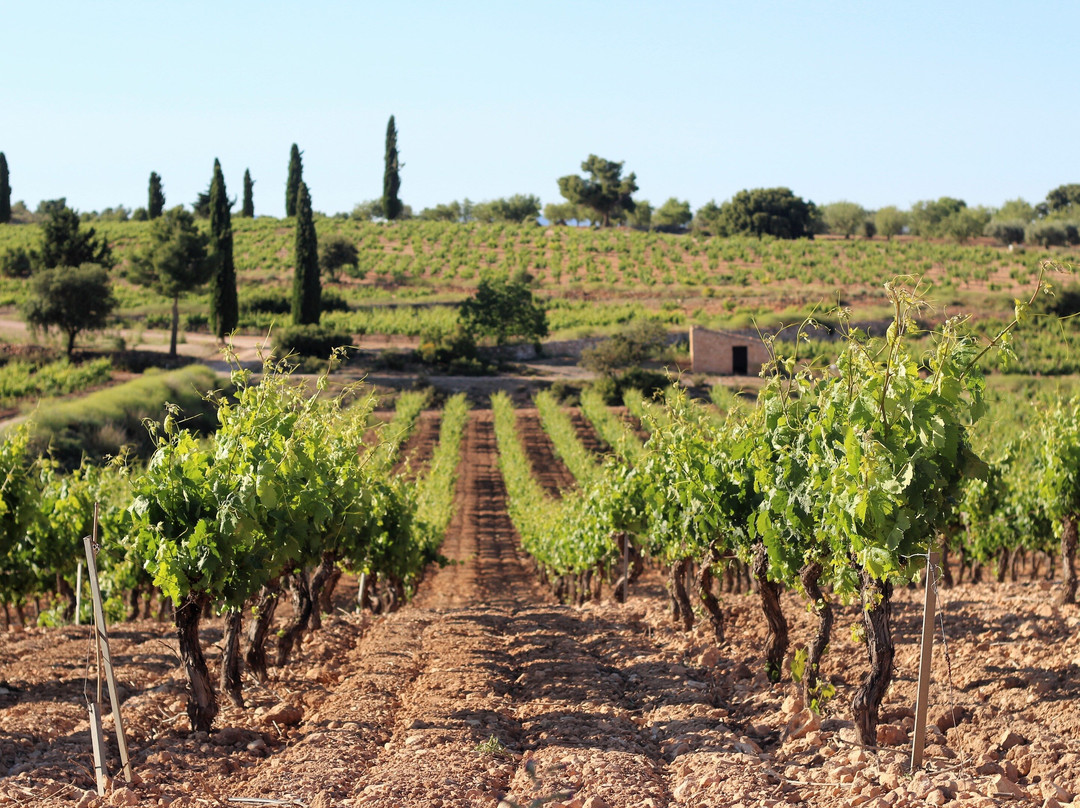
[0,276,1079,807]
[3,219,1078,344]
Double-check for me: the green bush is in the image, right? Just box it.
[184,312,209,332]
[321,289,349,312]
[416,321,477,366]
[240,287,291,315]
[272,323,353,358]
[985,220,1026,245]
[1027,221,1068,247]
[0,247,35,278]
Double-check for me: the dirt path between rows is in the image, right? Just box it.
[223,410,750,808]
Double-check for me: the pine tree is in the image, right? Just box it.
[383,116,402,221]
[0,153,10,224]
[286,144,303,217]
[291,182,320,325]
[209,159,238,339]
[148,171,165,219]
[242,169,254,218]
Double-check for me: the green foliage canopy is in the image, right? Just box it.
[715,188,818,239]
[148,172,165,219]
[557,155,638,227]
[209,159,238,338]
[383,116,403,221]
[292,181,321,324]
[39,202,114,269]
[22,263,117,356]
[459,273,547,347]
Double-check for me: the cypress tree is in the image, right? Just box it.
[209,159,238,339]
[286,144,302,217]
[242,169,254,218]
[0,153,10,224]
[148,171,165,219]
[383,116,402,221]
[291,181,320,325]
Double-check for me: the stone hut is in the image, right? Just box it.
[689,326,769,375]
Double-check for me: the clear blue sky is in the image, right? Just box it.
[2,1,1077,218]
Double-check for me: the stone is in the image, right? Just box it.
[784,709,820,742]
[109,788,139,807]
[582,798,610,808]
[212,726,247,746]
[933,705,970,733]
[700,647,722,668]
[876,724,907,746]
[259,703,303,726]
[998,729,1027,752]
[75,790,96,808]
[1003,760,1020,782]
[782,695,804,715]
[1042,782,1073,802]
[986,774,1027,800]
[926,789,947,806]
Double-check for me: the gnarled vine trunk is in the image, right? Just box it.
[670,558,694,632]
[244,577,281,682]
[752,543,788,683]
[940,545,954,587]
[57,575,76,623]
[309,551,338,632]
[220,607,244,708]
[127,587,141,621]
[995,546,1009,583]
[319,566,342,614]
[275,569,312,667]
[851,570,894,747]
[799,561,833,707]
[697,549,724,642]
[1060,513,1078,605]
[176,592,218,733]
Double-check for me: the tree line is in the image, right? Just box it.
[4,133,1078,245]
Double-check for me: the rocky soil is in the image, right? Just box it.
[2,410,1079,807]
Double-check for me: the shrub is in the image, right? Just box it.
[580,318,668,378]
[0,247,35,278]
[321,289,349,313]
[1027,221,1068,247]
[184,312,209,332]
[985,220,1026,245]
[416,321,477,366]
[240,287,291,315]
[272,323,352,358]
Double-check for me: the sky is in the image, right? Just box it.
[2,1,1078,218]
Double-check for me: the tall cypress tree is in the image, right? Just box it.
[148,171,165,219]
[383,116,402,221]
[209,159,238,339]
[0,153,10,224]
[291,182,320,325]
[286,144,302,217]
[242,169,254,218]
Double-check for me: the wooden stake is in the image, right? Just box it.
[88,702,108,795]
[75,562,83,626]
[84,504,133,783]
[910,546,940,770]
[357,572,367,612]
[622,532,630,602]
